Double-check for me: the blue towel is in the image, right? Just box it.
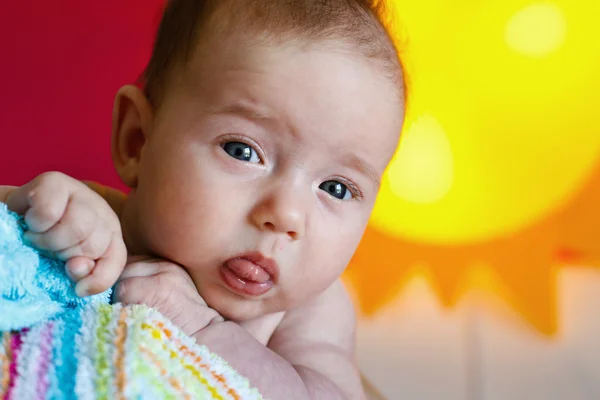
[0,203,110,331]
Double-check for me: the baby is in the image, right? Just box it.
[0,0,405,398]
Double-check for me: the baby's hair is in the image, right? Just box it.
[143,0,405,106]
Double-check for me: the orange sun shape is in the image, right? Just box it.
[343,0,600,335]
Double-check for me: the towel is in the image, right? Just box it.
[0,203,262,399]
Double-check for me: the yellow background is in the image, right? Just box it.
[346,0,600,335]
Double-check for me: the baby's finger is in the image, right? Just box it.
[6,176,70,232]
[75,232,127,297]
[26,174,73,232]
[25,199,97,254]
[118,259,196,289]
[112,276,159,306]
[117,259,165,281]
[65,257,95,282]
[126,255,156,264]
[25,192,70,233]
[55,226,112,263]
[5,180,38,215]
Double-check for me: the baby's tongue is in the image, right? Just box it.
[225,258,271,283]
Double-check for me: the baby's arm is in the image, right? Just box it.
[83,181,127,218]
[193,280,365,400]
[268,279,365,399]
[0,185,17,202]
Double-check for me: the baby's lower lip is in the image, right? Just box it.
[220,264,273,297]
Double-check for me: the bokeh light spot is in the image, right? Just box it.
[387,114,454,205]
[505,2,567,58]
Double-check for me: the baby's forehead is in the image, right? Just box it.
[193,45,402,168]
[144,0,404,108]
[196,42,401,113]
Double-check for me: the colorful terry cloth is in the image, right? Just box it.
[0,305,262,400]
[0,203,263,399]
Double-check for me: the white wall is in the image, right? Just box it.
[354,269,600,399]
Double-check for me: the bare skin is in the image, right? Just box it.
[1,182,363,399]
[0,36,403,400]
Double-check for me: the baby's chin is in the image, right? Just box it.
[200,284,284,322]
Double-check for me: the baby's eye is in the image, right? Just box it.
[319,180,353,200]
[222,141,261,163]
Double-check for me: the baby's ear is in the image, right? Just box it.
[111,85,153,188]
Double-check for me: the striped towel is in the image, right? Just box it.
[0,203,263,399]
[0,304,262,400]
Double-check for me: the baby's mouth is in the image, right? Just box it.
[225,257,271,283]
[220,253,279,297]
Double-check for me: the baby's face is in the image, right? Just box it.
[126,40,403,321]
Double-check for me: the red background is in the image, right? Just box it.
[0,1,164,190]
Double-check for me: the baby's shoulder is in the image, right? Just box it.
[242,280,355,346]
[239,311,286,346]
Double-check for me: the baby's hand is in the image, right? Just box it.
[6,172,127,296]
[114,257,224,336]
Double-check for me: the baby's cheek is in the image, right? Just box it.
[326,234,358,269]
[291,252,342,300]
[143,210,223,266]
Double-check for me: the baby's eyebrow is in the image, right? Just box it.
[210,102,381,185]
[209,102,273,121]
[344,154,380,186]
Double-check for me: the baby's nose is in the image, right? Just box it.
[250,191,307,240]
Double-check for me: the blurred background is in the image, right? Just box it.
[0,1,599,399]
